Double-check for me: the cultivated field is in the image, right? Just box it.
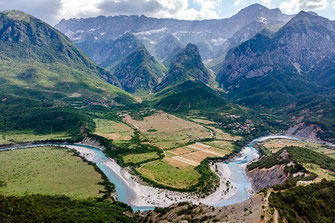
[303,163,335,181]
[259,139,335,158]
[119,111,240,189]
[123,152,159,164]
[94,118,134,141]
[0,147,104,199]
[164,142,233,167]
[123,111,213,149]
[137,160,201,189]
[207,126,241,141]
[0,131,70,145]
[187,116,217,125]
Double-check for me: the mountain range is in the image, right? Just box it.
[55,4,292,62]
[1,3,335,142]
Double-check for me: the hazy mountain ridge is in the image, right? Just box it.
[55,4,292,61]
[77,33,144,70]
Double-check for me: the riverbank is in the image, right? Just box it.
[68,144,240,208]
[3,136,294,210]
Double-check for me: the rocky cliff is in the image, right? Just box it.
[247,165,287,192]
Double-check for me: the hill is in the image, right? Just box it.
[152,80,228,112]
[0,194,138,223]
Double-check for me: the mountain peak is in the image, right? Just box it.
[236,3,270,15]
[112,46,166,95]
[2,10,31,22]
[284,10,333,29]
[245,3,267,10]
[154,43,211,91]
[183,43,200,55]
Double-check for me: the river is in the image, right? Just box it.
[0,135,298,211]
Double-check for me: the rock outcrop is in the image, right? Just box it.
[247,165,287,192]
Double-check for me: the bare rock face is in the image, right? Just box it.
[144,194,265,223]
[247,165,287,192]
[81,137,106,151]
[287,123,325,143]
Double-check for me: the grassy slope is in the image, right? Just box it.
[0,147,105,199]
[152,80,230,112]
[0,10,134,105]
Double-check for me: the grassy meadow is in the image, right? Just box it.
[94,118,134,142]
[0,147,104,199]
[123,152,159,164]
[137,160,201,189]
[0,131,70,145]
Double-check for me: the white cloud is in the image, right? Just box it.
[0,0,63,25]
[262,0,271,7]
[234,0,243,6]
[0,0,223,25]
[191,0,221,19]
[63,0,220,22]
[280,0,328,14]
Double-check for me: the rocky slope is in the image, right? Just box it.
[144,194,265,223]
[247,165,287,192]
[77,33,144,69]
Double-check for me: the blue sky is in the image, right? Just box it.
[0,0,334,25]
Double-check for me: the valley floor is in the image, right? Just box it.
[73,145,240,208]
